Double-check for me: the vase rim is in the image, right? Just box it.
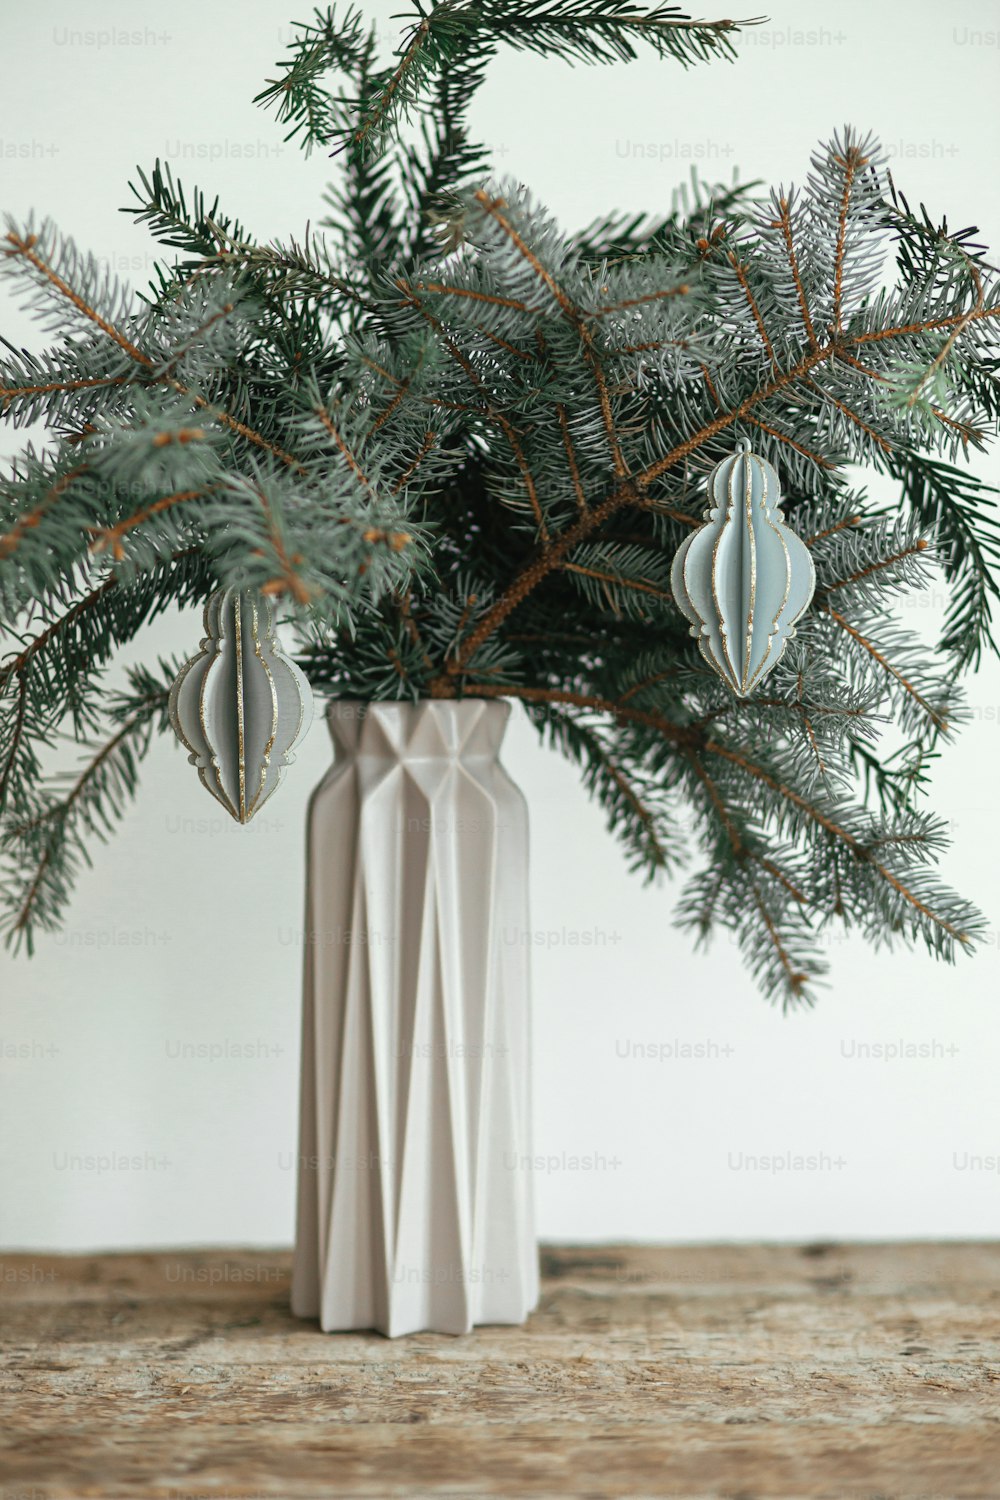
[324,697,511,718]
[323,697,513,760]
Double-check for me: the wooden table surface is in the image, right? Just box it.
[1,1242,998,1499]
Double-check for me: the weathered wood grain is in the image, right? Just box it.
[1,1243,998,1498]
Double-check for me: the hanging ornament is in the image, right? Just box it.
[670,439,815,697]
[168,588,314,823]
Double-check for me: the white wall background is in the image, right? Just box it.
[1,0,998,1251]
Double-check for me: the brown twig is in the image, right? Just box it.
[686,748,743,854]
[806,514,862,547]
[703,737,967,942]
[252,486,311,604]
[822,606,947,730]
[561,561,674,604]
[4,232,151,363]
[391,431,437,497]
[0,465,88,559]
[836,348,980,443]
[439,343,834,684]
[347,16,430,153]
[397,277,549,538]
[850,303,1000,347]
[3,233,305,472]
[314,406,373,489]
[1,374,129,407]
[409,280,535,313]
[457,680,966,945]
[744,414,835,470]
[88,490,208,560]
[821,540,929,593]
[752,886,807,993]
[773,196,819,349]
[1,580,118,697]
[589,284,691,317]
[905,249,985,408]
[472,191,630,477]
[806,379,892,454]
[556,404,588,515]
[831,142,870,333]
[756,856,809,906]
[727,249,777,370]
[397,590,435,674]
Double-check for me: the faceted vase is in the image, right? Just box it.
[291,700,539,1336]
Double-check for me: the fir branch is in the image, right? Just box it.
[123,158,255,258]
[772,193,819,350]
[701,738,972,947]
[334,3,759,159]
[880,448,1000,667]
[1,664,174,953]
[436,340,837,682]
[821,606,949,732]
[831,135,872,334]
[2,224,306,472]
[4,230,149,364]
[4,34,997,1006]
[254,5,372,155]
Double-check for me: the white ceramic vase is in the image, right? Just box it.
[291,699,539,1336]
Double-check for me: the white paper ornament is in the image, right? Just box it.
[168,588,313,823]
[671,439,815,697]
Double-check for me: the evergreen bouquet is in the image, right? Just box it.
[2,4,998,1005]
